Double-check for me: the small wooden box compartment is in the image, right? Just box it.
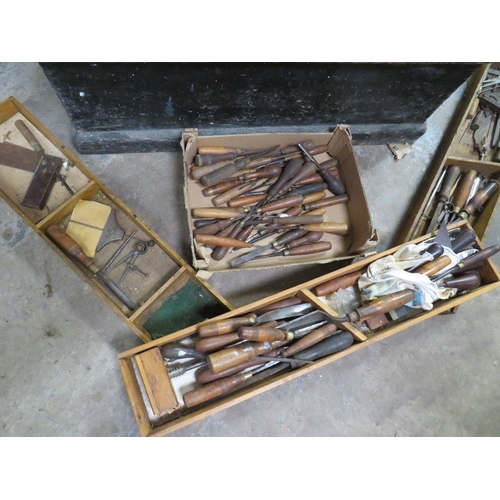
[118,220,500,436]
[399,63,500,245]
[0,97,232,343]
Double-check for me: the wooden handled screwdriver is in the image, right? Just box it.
[45,224,136,310]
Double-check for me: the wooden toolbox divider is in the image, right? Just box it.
[399,63,500,245]
[118,220,500,436]
[0,96,232,343]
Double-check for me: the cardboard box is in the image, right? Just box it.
[0,97,232,343]
[398,63,500,245]
[181,127,379,272]
[118,220,500,436]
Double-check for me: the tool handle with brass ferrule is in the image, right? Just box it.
[267,215,324,225]
[452,170,477,212]
[46,224,136,310]
[302,193,349,211]
[15,119,44,154]
[279,161,318,194]
[195,332,242,353]
[459,179,499,219]
[442,272,481,291]
[259,194,304,213]
[228,194,266,208]
[207,341,285,374]
[282,323,338,358]
[238,327,293,342]
[211,179,266,207]
[198,314,258,337]
[195,358,269,384]
[183,372,250,408]
[194,234,252,248]
[300,222,349,235]
[282,241,332,256]
[202,178,243,197]
[314,269,364,296]
[193,218,234,235]
[192,207,244,219]
[448,245,500,275]
[413,254,452,277]
[210,221,250,260]
[349,289,416,322]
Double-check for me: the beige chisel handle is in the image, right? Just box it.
[314,269,364,296]
[194,234,252,248]
[198,146,248,155]
[238,327,293,342]
[282,323,338,357]
[198,314,258,337]
[192,207,244,219]
[301,223,349,235]
[15,119,44,154]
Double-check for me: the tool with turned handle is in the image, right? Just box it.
[46,225,136,310]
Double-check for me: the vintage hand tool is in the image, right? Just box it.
[183,361,287,408]
[250,241,333,261]
[15,119,75,205]
[200,145,279,187]
[195,147,269,167]
[297,142,345,195]
[427,165,462,232]
[470,106,495,160]
[197,302,313,337]
[46,224,136,310]
[100,230,136,274]
[292,330,354,361]
[450,179,500,223]
[105,241,150,285]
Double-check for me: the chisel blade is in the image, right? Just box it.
[256,302,313,323]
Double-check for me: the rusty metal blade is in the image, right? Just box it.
[0,141,41,172]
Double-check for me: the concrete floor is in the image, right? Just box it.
[1,62,500,437]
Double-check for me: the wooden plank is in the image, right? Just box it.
[134,347,180,417]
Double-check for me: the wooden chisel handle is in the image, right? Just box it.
[195,234,251,248]
[283,241,332,256]
[452,170,477,211]
[238,327,292,342]
[301,223,349,235]
[314,270,364,296]
[195,358,268,384]
[195,332,242,353]
[192,207,243,219]
[183,372,250,408]
[15,120,44,154]
[282,323,338,357]
[46,224,94,269]
[303,194,349,211]
[415,255,451,277]
[198,314,258,337]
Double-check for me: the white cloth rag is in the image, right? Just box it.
[357,242,461,310]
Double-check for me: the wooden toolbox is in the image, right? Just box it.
[399,63,500,245]
[0,96,232,343]
[118,220,500,436]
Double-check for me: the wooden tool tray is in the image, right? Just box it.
[118,220,500,436]
[0,97,232,343]
[399,63,500,245]
[181,127,379,272]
